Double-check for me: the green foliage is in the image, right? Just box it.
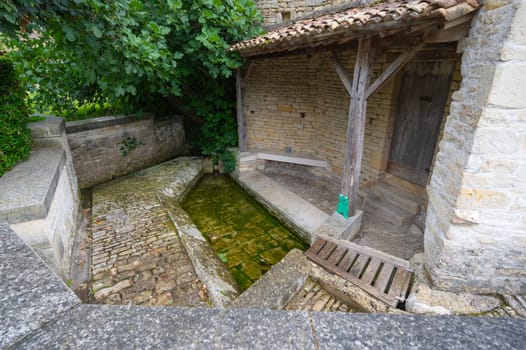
[119,136,143,156]
[219,150,237,173]
[3,0,262,116]
[191,77,238,164]
[0,0,73,36]
[217,252,228,263]
[1,0,263,162]
[0,57,32,177]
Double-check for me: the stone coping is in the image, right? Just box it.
[29,116,65,138]
[234,170,329,242]
[0,144,66,224]
[240,149,328,168]
[65,114,154,134]
[3,224,526,349]
[230,249,309,310]
[0,224,80,348]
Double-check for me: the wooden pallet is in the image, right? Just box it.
[305,235,412,307]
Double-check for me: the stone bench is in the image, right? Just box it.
[238,149,327,172]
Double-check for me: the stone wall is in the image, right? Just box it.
[243,46,460,189]
[66,115,185,189]
[256,0,372,26]
[425,0,526,294]
[0,117,80,278]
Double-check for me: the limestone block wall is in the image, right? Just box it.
[425,0,526,294]
[256,0,370,26]
[0,117,80,278]
[66,115,185,189]
[244,55,318,155]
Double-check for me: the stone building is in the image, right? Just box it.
[232,0,525,295]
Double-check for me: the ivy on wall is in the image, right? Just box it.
[0,57,32,176]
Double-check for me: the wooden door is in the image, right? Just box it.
[388,61,455,186]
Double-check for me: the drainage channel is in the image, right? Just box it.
[182,174,308,292]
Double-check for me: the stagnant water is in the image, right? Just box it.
[182,174,308,291]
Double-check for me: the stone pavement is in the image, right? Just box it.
[3,222,526,349]
[352,214,424,260]
[285,278,356,313]
[263,172,339,215]
[89,158,209,306]
[263,170,423,260]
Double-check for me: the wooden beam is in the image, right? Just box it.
[236,69,247,152]
[366,42,424,99]
[341,37,374,217]
[241,60,254,85]
[331,52,353,96]
[236,61,254,152]
[424,22,471,43]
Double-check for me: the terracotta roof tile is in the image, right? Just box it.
[231,0,479,56]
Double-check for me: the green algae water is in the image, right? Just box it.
[182,174,308,291]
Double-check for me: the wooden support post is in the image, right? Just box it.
[236,69,247,152]
[366,42,424,99]
[236,61,253,152]
[331,52,353,96]
[341,37,374,217]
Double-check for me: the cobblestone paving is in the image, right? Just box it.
[89,159,208,306]
[285,279,356,312]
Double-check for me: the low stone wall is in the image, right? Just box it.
[0,117,80,278]
[66,114,184,189]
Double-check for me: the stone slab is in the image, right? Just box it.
[239,149,328,168]
[312,313,526,350]
[0,224,80,349]
[164,201,240,307]
[258,150,328,168]
[230,249,309,310]
[65,114,154,134]
[314,211,363,241]
[29,116,65,138]
[236,171,328,241]
[18,305,315,349]
[0,145,66,223]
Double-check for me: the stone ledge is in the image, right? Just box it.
[240,149,328,168]
[314,211,363,241]
[0,224,80,349]
[29,116,65,138]
[2,223,526,349]
[164,200,240,308]
[230,249,309,310]
[65,114,154,134]
[0,145,66,224]
[233,170,328,242]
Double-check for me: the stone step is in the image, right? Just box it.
[384,174,426,197]
[363,193,415,228]
[370,181,423,215]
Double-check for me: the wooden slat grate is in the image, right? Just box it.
[305,235,413,307]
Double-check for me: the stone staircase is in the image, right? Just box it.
[362,176,425,228]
